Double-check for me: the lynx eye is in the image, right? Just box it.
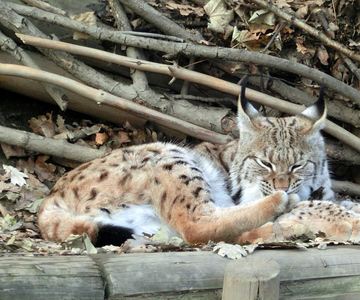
[255,158,274,171]
[289,162,307,172]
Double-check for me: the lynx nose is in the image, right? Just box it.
[273,178,289,192]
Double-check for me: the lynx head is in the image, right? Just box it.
[230,77,331,204]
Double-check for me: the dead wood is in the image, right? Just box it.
[0,63,230,144]
[250,0,360,63]
[7,2,360,104]
[0,30,68,110]
[0,1,234,135]
[5,35,360,154]
[0,125,104,162]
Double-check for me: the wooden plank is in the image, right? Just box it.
[1,246,360,299]
[222,257,280,300]
[97,246,360,299]
[96,251,228,298]
[0,256,104,300]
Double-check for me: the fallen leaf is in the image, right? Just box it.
[29,113,57,138]
[317,45,329,65]
[0,143,26,159]
[204,0,234,38]
[213,242,248,259]
[3,165,28,187]
[249,9,275,26]
[95,132,109,146]
[71,12,97,40]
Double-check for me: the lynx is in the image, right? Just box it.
[38,79,348,247]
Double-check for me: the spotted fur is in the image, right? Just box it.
[38,80,336,246]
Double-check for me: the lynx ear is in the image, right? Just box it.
[299,85,327,133]
[237,76,261,131]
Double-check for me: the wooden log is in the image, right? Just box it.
[0,255,104,300]
[96,246,360,299]
[222,257,280,300]
[1,246,360,299]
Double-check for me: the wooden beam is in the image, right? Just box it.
[222,257,280,300]
[1,246,360,299]
[0,256,104,300]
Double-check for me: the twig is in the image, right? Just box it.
[118,0,203,41]
[248,75,360,127]
[0,63,231,144]
[0,125,104,162]
[249,0,360,62]
[0,30,68,110]
[19,0,69,16]
[0,1,138,101]
[8,2,360,104]
[261,22,286,53]
[15,35,360,152]
[341,54,360,82]
[1,2,232,135]
[332,180,360,197]
[108,0,151,97]
[180,56,196,96]
[326,140,360,166]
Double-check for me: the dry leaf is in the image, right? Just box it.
[3,165,28,187]
[71,12,97,40]
[95,132,109,146]
[204,0,234,38]
[29,113,57,138]
[248,9,275,26]
[0,143,26,159]
[213,242,248,259]
[166,1,204,16]
[317,45,329,65]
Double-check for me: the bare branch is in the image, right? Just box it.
[0,63,231,144]
[7,2,360,104]
[250,0,360,62]
[14,35,360,153]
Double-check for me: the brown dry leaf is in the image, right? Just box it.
[275,0,292,8]
[17,156,58,182]
[0,143,26,159]
[33,156,57,182]
[0,181,21,193]
[56,115,68,134]
[166,1,205,16]
[295,5,308,19]
[317,45,329,65]
[14,185,44,211]
[29,113,57,138]
[248,9,275,26]
[71,12,97,40]
[204,0,234,38]
[108,131,131,149]
[95,132,109,146]
[232,28,260,48]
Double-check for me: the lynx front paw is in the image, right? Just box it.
[270,191,289,216]
[287,194,301,211]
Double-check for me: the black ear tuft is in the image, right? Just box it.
[314,83,325,116]
[240,75,249,112]
[94,224,134,247]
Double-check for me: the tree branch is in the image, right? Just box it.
[0,125,104,162]
[14,35,360,153]
[7,2,360,104]
[250,0,360,62]
[0,63,231,144]
[0,30,69,110]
